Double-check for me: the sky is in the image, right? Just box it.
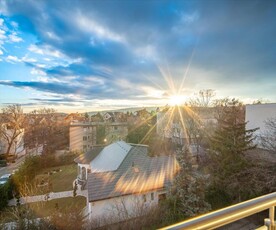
[0,0,275,113]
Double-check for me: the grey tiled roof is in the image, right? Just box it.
[74,147,103,164]
[87,145,178,202]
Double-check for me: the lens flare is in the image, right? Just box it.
[168,94,186,106]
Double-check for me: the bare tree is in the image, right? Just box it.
[187,89,216,107]
[24,108,68,154]
[0,104,25,159]
[260,117,276,154]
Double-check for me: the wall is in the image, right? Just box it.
[246,103,276,145]
[88,190,166,225]
[69,125,97,152]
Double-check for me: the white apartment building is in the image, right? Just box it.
[245,103,276,146]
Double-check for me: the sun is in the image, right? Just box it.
[168,94,186,106]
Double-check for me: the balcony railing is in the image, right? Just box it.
[162,192,276,230]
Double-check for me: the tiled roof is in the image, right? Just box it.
[74,147,103,164]
[87,145,178,202]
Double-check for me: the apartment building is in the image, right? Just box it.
[156,106,217,146]
[246,103,276,146]
[69,121,128,152]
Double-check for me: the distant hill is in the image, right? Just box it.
[86,106,162,116]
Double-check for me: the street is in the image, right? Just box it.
[0,155,26,177]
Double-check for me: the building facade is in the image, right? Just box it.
[69,121,128,152]
[246,103,276,146]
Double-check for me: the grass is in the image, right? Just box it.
[28,196,86,217]
[0,196,86,222]
[39,164,77,192]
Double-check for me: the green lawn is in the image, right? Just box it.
[28,196,86,217]
[0,196,86,222]
[39,164,77,192]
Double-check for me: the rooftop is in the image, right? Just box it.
[74,147,103,165]
[90,141,132,173]
[87,144,178,202]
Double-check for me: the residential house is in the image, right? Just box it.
[103,112,127,123]
[134,108,151,120]
[74,146,104,187]
[90,113,104,122]
[74,141,178,224]
[65,113,86,123]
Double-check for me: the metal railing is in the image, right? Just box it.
[162,192,276,230]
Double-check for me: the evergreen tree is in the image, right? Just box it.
[209,98,258,202]
[170,148,210,218]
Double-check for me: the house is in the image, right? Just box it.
[74,146,104,187]
[246,103,276,146]
[103,112,127,123]
[65,113,86,123]
[134,108,151,120]
[90,113,103,122]
[74,141,178,224]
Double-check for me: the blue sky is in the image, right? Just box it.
[0,0,275,112]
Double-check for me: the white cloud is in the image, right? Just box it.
[83,76,105,85]
[0,18,4,27]
[28,44,64,58]
[11,21,18,28]
[6,55,21,63]
[8,32,23,42]
[134,45,157,60]
[0,29,6,40]
[22,56,37,63]
[0,49,3,55]
[46,31,61,41]
[140,86,165,98]
[0,0,7,15]
[76,13,125,43]
[31,68,46,76]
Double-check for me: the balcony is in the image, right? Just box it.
[162,192,276,230]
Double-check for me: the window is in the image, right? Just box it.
[83,145,87,149]
[83,136,87,141]
[142,194,146,203]
[158,193,166,202]
[151,192,154,201]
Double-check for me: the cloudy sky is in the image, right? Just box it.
[0,0,275,112]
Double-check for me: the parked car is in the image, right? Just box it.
[0,174,11,185]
